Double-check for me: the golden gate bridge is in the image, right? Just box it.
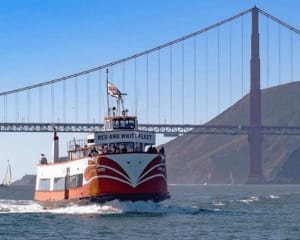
[1,7,300,182]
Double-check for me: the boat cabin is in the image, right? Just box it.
[104,115,137,131]
[66,115,159,161]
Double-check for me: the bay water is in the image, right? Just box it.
[0,184,299,239]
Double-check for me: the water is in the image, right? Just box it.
[1,185,300,239]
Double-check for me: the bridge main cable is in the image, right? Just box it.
[258,8,300,35]
[0,8,252,96]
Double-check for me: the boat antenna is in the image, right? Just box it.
[106,69,110,116]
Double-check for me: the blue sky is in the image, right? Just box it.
[0,0,300,181]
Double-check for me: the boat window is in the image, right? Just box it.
[87,139,94,144]
[67,174,83,189]
[120,120,126,128]
[112,119,136,129]
[125,142,134,152]
[113,120,120,129]
[135,142,143,152]
[53,177,65,191]
[38,178,50,191]
[128,120,135,129]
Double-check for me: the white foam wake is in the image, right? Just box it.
[0,199,205,215]
[238,196,259,204]
[0,199,43,213]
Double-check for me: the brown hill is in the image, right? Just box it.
[164,81,300,184]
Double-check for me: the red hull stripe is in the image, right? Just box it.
[137,174,167,187]
[138,163,165,182]
[93,175,132,186]
[139,156,162,177]
[87,172,166,188]
[99,157,130,178]
[98,164,131,181]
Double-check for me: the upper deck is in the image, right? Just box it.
[104,115,137,131]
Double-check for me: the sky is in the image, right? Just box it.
[0,0,300,181]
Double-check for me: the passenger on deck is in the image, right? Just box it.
[147,145,157,153]
[103,145,108,154]
[40,154,48,164]
[120,144,127,153]
[91,147,98,156]
[109,144,115,153]
[159,147,165,155]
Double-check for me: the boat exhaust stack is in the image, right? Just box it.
[52,127,59,163]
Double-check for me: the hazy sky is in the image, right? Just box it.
[0,0,300,181]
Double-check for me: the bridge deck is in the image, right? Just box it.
[1,123,300,136]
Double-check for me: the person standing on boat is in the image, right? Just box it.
[40,154,47,164]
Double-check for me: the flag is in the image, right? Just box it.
[107,81,121,97]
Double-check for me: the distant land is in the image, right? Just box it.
[165,81,300,184]
[0,175,35,200]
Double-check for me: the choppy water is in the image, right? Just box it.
[1,184,300,239]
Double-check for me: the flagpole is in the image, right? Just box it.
[106,69,110,116]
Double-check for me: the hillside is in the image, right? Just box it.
[0,175,35,200]
[164,81,300,184]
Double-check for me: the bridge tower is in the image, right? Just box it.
[247,7,264,183]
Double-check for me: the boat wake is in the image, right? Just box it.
[0,199,42,213]
[0,199,211,215]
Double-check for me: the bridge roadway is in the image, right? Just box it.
[1,122,300,136]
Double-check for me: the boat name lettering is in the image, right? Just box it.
[97,133,153,141]
[98,135,108,140]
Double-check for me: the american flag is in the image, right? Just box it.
[107,81,121,97]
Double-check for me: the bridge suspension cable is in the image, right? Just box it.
[278,24,281,85]
[86,73,90,123]
[229,21,232,105]
[290,31,293,82]
[181,40,185,124]
[217,26,220,113]
[158,49,161,124]
[134,58,137,116]
[241,15,244,95]
[74,77,78,123]
[39,87,43,122]
[15,93,19,122]
[266,16,269,87]
[146,53,149,124]
[169,45,173,124]
[63,80,66,123]
[51,84,54,122]
[27,90,31,122]
[98,70,102,122]
[205,31,208,121]
[193,35,197,124]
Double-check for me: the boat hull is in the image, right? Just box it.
[35,153,169,208]
[37,192,170,209]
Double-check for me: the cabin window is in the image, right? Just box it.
[135,143,143,152]
[87,139,95,144]
[120,120,126,128]
[67,174,83,189]
[128,120,135,129]
[113,119,136,130]
[38,178,50,191]
[53,177,65,191]
[113,120,120,129]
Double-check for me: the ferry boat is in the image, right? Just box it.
[34,74,170,208]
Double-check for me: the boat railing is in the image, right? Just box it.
[67,139,88,152]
